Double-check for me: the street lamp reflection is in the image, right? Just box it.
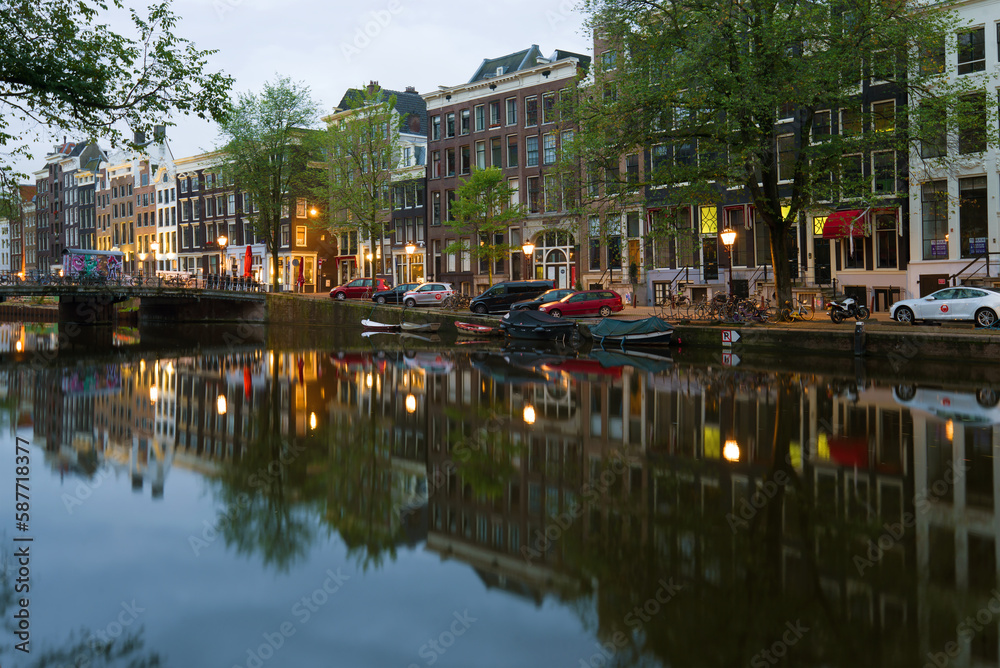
[217,394,227,415]
[310,412,317,430]
[149,385,158,404]
[723,439,740,462]
[523,404,536,425]
[405,393,416,413]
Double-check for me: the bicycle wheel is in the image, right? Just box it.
[801,303,815,320]
[779,308,792,322]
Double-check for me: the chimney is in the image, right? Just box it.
[367,80,379,95]
[405,86,417,94]
[153,125,166,142]
[134,130,146,145]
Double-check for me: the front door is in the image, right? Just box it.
[814,239,831,285]
[546,265,568,288]
[702,238,718,281]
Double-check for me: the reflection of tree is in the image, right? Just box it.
[444,405,522,500]
[319,417,401,571]
[209,368,319,574]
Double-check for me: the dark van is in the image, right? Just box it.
[469,280,554,314]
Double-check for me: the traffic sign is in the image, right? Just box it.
[722,352,741,367]
[722,329,741,346]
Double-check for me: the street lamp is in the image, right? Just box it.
[405,242,416,283]
[720,228,736,297]
[218,235,228,276]
[138,252,147,277]
[365,251,373,279]
[151,241,160,276]
[723,439,740,462]
[522,241,535,281]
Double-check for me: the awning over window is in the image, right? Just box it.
[822,210,867,239]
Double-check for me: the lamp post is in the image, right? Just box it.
[365,251,373,280]
[218,235,228,277]
[521,241,535,281]
[138,252,147,277]
[405,242,416,283]
[720,228,736,297]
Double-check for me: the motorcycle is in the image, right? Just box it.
[827,296,870,324]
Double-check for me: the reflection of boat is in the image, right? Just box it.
[588,349,673,375]
[588,316,673,347]
[456,321,501,337]
[401,321,441,333]
[499,310,578,341]
[400,333,441,343]
[362,319,400,331]
[471,353,554,385]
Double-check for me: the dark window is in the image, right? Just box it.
[958,27,986,74]
[960,176,987,258]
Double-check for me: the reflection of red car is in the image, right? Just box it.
[539,290,623,318]
[330,278,389,300]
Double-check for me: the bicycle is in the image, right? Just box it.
[441,293,471,310]
[779,298,815,322]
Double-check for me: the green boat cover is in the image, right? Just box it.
[589,316,673,339]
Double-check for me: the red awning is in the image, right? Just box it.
[822,210,867,239]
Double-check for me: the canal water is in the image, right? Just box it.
[1,321,999,668]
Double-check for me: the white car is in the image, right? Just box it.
[893,385,1000,427]
[890,287,1000,327]
[402,282,454,307]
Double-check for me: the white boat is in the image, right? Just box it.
[362,319,400,331]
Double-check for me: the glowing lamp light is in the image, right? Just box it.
[15,340,23,352]
[149,385,159,404]
[366,373,373,389]
[522,242,535,256]
[405,394,417,413]
[723,439,740,462]
[523,404,536,425]
[405,243,416,255]
[946,420,954,441]
[310,412,317,430]
[720,228,737,248]
[217,394,227,415]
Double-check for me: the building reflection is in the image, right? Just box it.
[2,345,1000,665]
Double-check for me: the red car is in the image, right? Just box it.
[330,278,389,300]
[539,290,623,318]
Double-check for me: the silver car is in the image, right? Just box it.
[890,287,1000,327]
[403,282,454,307]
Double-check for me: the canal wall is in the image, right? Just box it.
[264,295,497,328]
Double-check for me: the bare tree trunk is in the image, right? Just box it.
[768,221,793,314]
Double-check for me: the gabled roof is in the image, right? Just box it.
[468,45,544,83]
[334,85,428,137]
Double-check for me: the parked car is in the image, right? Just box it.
[890,287,1000,327]
[371,282,421,305]
[893,385,1000,426]
[403,282,454,307]
[539,290,624,318]
[468,280,554,314]
[510,288,576,312]
[330,278,389,301]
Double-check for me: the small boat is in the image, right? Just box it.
[455,321,500,337]
[499,309,578,342]
[400,321,441,333]
[588,316,674,347]
[362,319,400,331]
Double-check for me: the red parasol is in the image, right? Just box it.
[244,246,252,278]
[297,258,304,287]
[243,366,251,400]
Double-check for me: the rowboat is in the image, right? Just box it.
[400,321,441,333]
[499,310,578,342]
[361,319,400,331]
[455,321,500,337]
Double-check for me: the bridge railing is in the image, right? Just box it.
[0,271,265,293]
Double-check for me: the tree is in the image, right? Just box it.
[445,167,526,286]
[0,0,232,184]
[566,0,971,310]
[216,77,323,292]
[323,85,407,281]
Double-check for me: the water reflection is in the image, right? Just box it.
[4,336,1000,666]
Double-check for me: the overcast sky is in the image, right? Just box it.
[13,0,590,177]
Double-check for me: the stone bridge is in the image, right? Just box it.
[0,284,266,324]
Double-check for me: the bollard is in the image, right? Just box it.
[854,320,865,356]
